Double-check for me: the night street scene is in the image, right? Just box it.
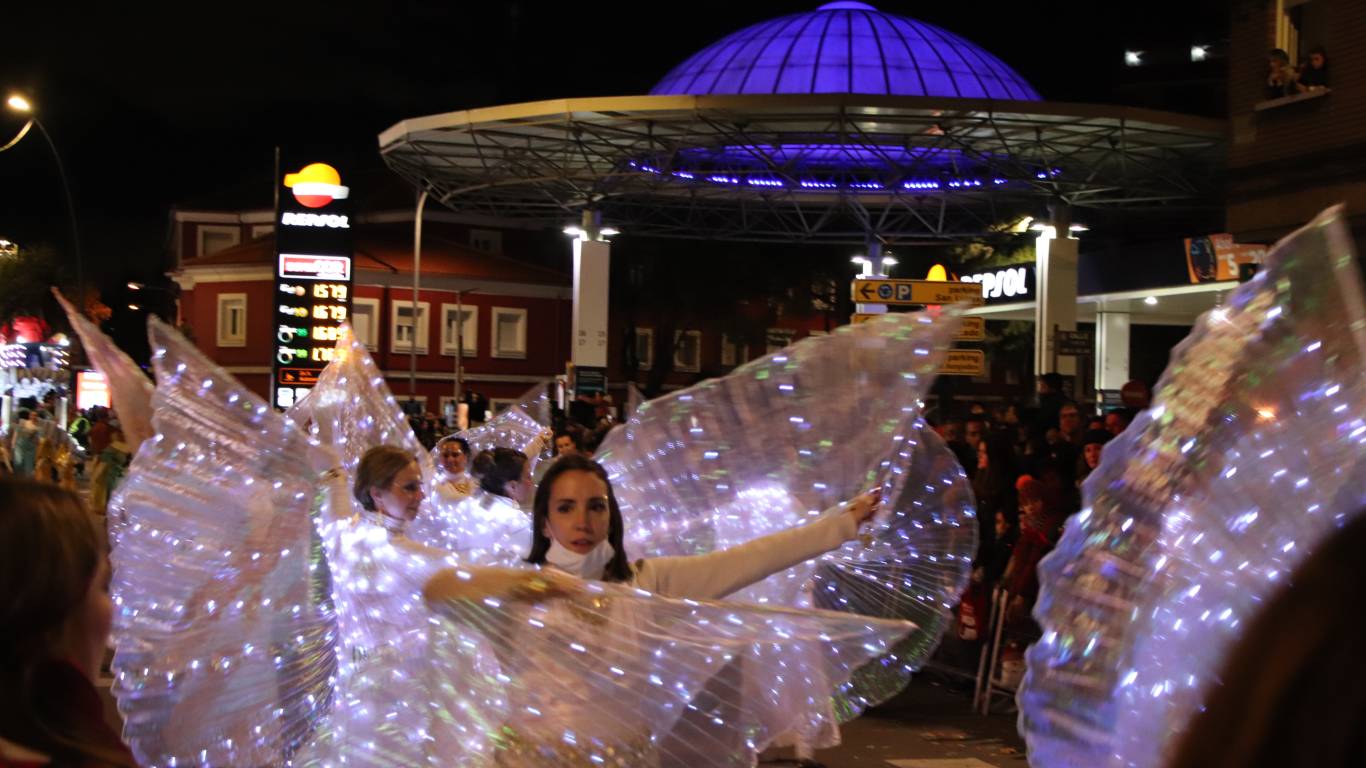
[2,1,1364,766]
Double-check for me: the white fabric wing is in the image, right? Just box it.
[1020,206,1366,768]
[596,310,978,719]
[109,318,336,766]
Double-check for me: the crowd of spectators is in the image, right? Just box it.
[931,373,1138,682]
[1266,45,1330,100]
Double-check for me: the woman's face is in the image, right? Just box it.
[977,441,989,470]
[371,461,425,521]
[994,511,1010,538]
[439,444,467,475]
[62,555,113,680]
[544,470,612,555]
[1084,443,1104,470]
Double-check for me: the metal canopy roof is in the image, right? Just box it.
[378,94,1225,244]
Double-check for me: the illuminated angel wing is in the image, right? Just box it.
[422,567,916,767]
[291,324,434,479]
[595,310,978,721]
[53,288,155,449]
[108,318,336,767]
[454,380,553,457]
[1020,206,1366,768]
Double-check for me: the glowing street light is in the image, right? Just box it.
[4,93,84,301]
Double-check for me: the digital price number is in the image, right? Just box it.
[272,255,353,408]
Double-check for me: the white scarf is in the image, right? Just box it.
[545,539,615,581]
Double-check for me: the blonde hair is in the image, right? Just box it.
[353,446,416,511]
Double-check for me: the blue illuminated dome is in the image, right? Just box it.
[651,1,1041,101]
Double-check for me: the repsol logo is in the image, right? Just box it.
[282,212,350,229]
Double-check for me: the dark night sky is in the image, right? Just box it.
[0,1,1228,285]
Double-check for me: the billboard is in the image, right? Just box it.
[272,152,355,409]
[1185,234,1266,283]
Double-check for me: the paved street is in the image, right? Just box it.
[762,673,1027,768]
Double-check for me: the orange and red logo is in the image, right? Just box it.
[283,163,349,209]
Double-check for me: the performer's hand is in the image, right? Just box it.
[846,487,882,528]
[307,441,343,476]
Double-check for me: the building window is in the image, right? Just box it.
[469,229,502,254]
[634,328,654,370]
[673,330,701,372]
[396,395,427,416]
[721,334,749,367]
[216,293,247,347]
[491,307,527,359]
[441,304,479,356]
[391,300,430,354]
[249,224,274,240]
[351,297,380,350]
[766,329,795,354]
[198,225,241,257]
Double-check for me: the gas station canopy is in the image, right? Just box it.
[379,94,1223,244]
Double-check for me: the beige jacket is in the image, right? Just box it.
[629,510,859,600]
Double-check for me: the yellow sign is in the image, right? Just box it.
[851,279,985,307]
[956,317,986,341]
[942,349,985,376]
[851,314,986,341]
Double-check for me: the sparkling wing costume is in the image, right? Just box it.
[54,288,156,449]
[595,309,979,726]
[456,380,553,459]
[1019,206,1366,768]
[109,318,336,766]
[108,318,919,766]
[290,324,435,481]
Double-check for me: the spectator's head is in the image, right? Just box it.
[941,417,965,444]
[553,428,584,458]
[1059,404,1083,435]
[437,436,470,476]
[1016,475,1046,522]
[1087,416,1105,432]
[18,408,33,424]
[1269,48,1290,71]
[1038,372,1065,395]
[354,446,425,522]
[965,415,989,449]
[1044,426,1061,446]
[1081,429,1112,471]
[994,509,1018,540]
[0,475,115,705]
[979,434,1016,477]
[1002,403,1021,425]
[1308,44,1327,70]
[471,447,530,502]
[1104,410,1131,437]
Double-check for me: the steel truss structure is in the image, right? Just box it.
[379,94,1224,244]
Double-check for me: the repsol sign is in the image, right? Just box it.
[960,264,1035,304]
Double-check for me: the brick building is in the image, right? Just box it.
[1227,0,1366,249]
[169,205,574,415]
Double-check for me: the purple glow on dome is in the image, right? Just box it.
[651,2,1041,100]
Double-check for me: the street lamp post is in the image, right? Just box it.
[6,95,83,303]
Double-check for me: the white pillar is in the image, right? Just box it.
[572,237,611,368]
[1095,311,1131,394]
[1034,227,1079,377]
